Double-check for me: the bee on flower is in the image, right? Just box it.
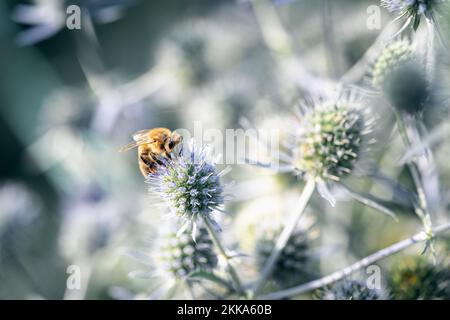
[146,140,230,240]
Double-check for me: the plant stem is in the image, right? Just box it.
[395,112,433,237]
[202,215,245,295]
[321,0,340,78]
[251,178,316,296]
[185,281,196,300]
[259,222,450,300]
[425,16,436,84]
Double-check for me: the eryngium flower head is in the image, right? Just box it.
[147,142,226,238]
[256,224,318,288]
[316,279,386,300]
[293,98,372,182]
[384,62,429,114]
[154,224,218,280]
[235,207,318,288]
[388,256,450,299]
[372,40,429,114]
[372,40,414,89]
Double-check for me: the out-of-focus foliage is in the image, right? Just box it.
[388,255,450,299]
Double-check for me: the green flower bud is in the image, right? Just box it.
[256,225,318,288]
[385,62,429,114]
[155,225,218,280]
[388,256,450,299]
[293,101,367,182]
[372,40,414,89]
[373,40,429,114]
[235,206,318,288]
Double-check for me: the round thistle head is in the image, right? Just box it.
[256,225,318,288]
[388,256,450,299]
[372,40,414,89]
[235,206,318,288]
[154,224,218,280]
[147,142,226,237]
[316,279,386,300]
[293,100,369,182]
[384,62,429,114]
[372,40,429,114]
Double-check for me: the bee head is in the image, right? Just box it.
[165,131,183,152]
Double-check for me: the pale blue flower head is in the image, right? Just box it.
[147,140,228,239]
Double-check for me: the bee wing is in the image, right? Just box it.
[132,129,152,142]
[119,141,141,152]
[119,129,155,152]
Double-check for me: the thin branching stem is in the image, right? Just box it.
[185,281,196,300]
[259,222,450,300]
[395,112,433,237]
[425,16,436,84]
[321,0,340,78]
[251,178,316,296]
[202,215,245,295]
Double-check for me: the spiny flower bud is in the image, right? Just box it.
[372,40,414,89]
[155,225,218,280]
[388,256,450,299]
[147,142,226,238]
[316,279,386,300]
[235,207,318,288]
[372,40,429,114]
[293,100,369,182]
[383,61,429,114]
[256,225,318,288]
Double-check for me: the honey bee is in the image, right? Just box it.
[120,128,183,177]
